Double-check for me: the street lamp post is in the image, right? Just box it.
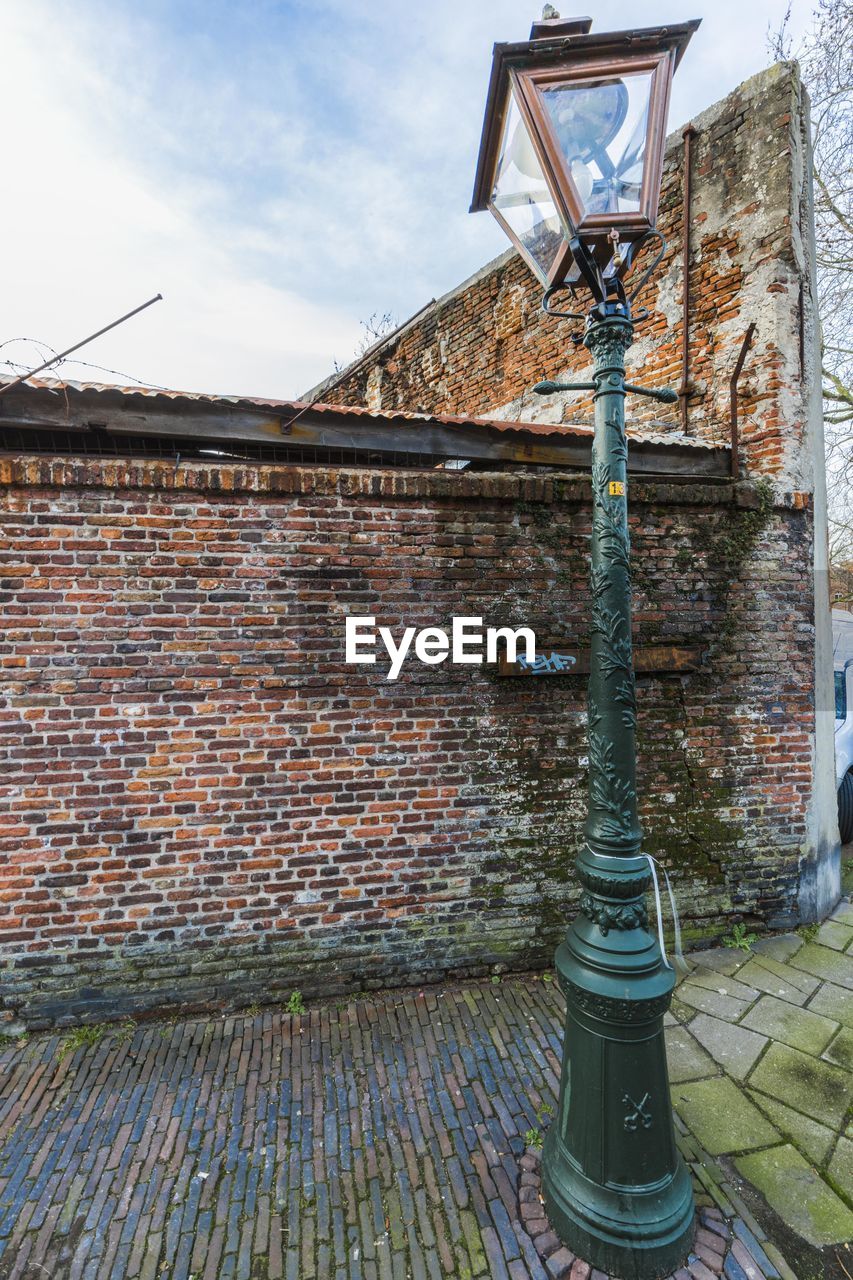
[471,13,701,1279]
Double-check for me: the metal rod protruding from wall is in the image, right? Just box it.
[0,294,163,399]
[729,322,757,480]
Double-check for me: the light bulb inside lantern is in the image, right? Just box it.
[508,120,542,179]
[570,159,594,204]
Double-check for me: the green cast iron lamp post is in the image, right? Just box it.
[471,12,701,1279]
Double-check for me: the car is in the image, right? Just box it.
[835,610,853,844]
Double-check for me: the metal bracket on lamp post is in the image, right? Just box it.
[534,230,696,1280]
[533,380,680,404]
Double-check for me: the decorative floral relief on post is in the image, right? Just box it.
[588,730,637,839]
[580,892,648,934]
[590,599,624,649]
[596,636,633,682]
[614,674,637,728]
[587,323,633,372]
[605,415,628,466]
[578,865,651,898]
[560,977,669,1023]
[591,455,610,503]
[594,508,631,573]
[589,565,610,602]
[590,598,632,680]
[591,415,630,569]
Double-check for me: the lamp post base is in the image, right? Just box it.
[541,902,695,1280]
[542,1153,694,1280]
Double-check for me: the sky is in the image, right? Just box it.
[0,0,815,401]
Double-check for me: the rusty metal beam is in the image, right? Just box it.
[0,391,732,478]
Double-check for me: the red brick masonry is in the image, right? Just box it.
[0,456,819,1026]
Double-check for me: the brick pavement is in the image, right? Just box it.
[0,975,800,1280]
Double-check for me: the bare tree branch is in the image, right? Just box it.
[771,1,853,570]
[814,171,853,238]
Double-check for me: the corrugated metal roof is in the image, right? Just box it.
[12,375,716,452]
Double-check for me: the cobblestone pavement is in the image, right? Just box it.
[0,967,807,1280]
[668,898,853,1252]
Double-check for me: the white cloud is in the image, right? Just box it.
[0,0,816,400]
[0,2,361,398]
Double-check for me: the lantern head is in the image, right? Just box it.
[470,14,700,289]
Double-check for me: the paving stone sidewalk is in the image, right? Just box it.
[669,896,853,1255]
[0,962,809,1280]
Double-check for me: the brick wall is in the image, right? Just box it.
[313,64,817,491]
[0,456,821,1028]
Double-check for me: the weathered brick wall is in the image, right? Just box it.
[0,457,819,1028]
[313,64,816,490]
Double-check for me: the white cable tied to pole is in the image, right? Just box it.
[645,854,689,976]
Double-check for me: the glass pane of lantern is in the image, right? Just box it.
[540,71,653,217]
[490,91,565,281]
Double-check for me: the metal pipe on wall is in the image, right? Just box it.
[678,124,696,432]
[730,323,757,480]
